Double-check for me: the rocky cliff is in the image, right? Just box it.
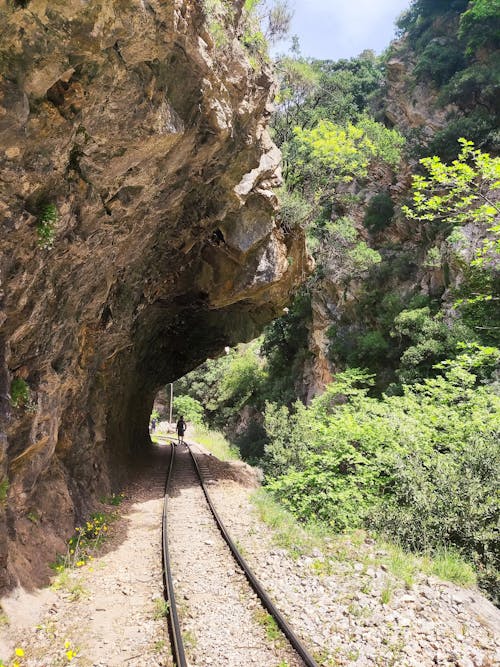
[300,43,461,400]
[0,0,308,590]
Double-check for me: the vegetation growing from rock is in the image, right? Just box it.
[396,0,500,159]
[36,203,58,250]
[9,378,30,409]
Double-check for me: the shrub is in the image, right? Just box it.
[363,192,394,232]
[347,242,381,272]
[276,186,313,232]
[10,377,29,408]
[370,434,499,604]
[263,352,500,601]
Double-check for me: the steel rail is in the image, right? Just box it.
[187,443,319,667]
[162,442,188,667]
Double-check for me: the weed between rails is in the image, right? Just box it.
[253,608,283,645]
[182,629,197,650]
[153,598,170,620]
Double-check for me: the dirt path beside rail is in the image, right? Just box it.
[0,445,172,667]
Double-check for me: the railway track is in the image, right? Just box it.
[161,439,319,667]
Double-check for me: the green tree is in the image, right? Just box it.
[403,139,500,228]
[459,0,500,53]
[272,53,384,148]
[292,117,404,189]
[403,140,500,316]
[173,395,205,424]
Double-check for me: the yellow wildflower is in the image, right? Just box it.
[15,648,25,657]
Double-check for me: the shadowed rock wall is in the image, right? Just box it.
[0,0,308,590]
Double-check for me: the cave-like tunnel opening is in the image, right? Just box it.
[102,295,281,482]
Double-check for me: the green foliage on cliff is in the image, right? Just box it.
[261,288,312,404]
[36,203,58,249]
[397,0,499,158]
[363,192,395,232]
[391,307,473,384]
[9,378,30,408]
[291,117,404,188]
[459,0,500,54]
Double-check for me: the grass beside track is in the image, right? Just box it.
[252,489,477,589]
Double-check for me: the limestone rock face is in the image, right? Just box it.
[384,44,455,138]
[0,0,307,590]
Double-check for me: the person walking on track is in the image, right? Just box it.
[176,415,187,445]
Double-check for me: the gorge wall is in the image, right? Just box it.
[299,36,485,400]
[0,0,308,591]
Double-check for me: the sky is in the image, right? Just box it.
[277,0,412,60]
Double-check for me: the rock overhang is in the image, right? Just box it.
[0,0,308,590]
